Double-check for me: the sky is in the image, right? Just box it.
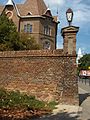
[0,0,90,54]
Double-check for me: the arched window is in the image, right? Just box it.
[43,41,51,49]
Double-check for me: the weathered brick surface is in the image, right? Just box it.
[0,50,78,105]
[0,26,79,105]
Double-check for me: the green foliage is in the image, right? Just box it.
[0,13,20,51]
[78,54,90,71]
[19,33,42,50]
[47,101,58,110]
[0,88,56,111]
[0,14,41,51]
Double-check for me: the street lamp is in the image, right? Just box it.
[66,8,73,26]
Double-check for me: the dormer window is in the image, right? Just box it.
[27,12,32,16]
[43,8,52,17]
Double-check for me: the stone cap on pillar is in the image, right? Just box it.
[61,26,79,55]
[61,26,79,36]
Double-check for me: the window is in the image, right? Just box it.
[43,41,50,49]
[44,26,51,36]
[44,26,48,35]
[48,27,51,36]
[24,25,27,33]
[30,25,32,33]
[24,24,32,33]
[27,24,30,33]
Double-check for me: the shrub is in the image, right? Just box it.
[47,101,58,110]
[0,90,38,109]
[0,89,56,111]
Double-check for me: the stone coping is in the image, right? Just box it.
[0,50,76,58]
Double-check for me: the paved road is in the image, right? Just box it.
[78,81,90,120]
[78,81,90,93]
[79,78,90,86]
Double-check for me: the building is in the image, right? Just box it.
[0,0,59,49]
[79,70,90,78]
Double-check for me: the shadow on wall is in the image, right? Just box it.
[0,112,80,120]
[79,93,90,105]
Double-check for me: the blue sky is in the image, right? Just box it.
[0,0,90,53]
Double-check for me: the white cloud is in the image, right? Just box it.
[44,0,65,7]
[70,2,90,26]
[73,10,86,25]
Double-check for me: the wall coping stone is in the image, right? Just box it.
[0,50,77,58]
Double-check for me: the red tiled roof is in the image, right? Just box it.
[17,0,47,16]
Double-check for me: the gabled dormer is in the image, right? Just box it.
[3,0,14,19]
[43,8,52,17]
[5,0,14,11]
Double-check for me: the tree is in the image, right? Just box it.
[19,33,42,50]
[0,14,41,51]
[78,54,90,71]
[0,13,20,51]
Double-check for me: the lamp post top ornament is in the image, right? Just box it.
[66,8,73,26]
[66,8,73,13]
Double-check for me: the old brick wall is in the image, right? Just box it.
[0,50,78,105]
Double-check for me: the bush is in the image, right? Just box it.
[0,89,57,111]
[47,101,58,110]
[19,33,42,50]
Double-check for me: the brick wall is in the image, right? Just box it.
[0,50,78,105]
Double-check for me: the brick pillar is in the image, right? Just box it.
[61,26,79,55]
[61,26,79,105]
